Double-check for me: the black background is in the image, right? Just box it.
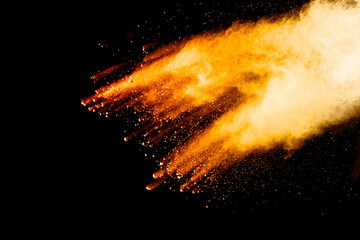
[75,0,359,226]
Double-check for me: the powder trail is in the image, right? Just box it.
[83,0,360,191]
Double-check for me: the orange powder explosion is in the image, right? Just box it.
[82,0,360,192]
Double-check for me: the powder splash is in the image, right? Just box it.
[82,0,360,192]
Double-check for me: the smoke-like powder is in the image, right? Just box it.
[83,0,360,191]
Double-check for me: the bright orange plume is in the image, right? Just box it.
[83,0,360,191]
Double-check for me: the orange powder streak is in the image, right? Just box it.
[83,0,360,191]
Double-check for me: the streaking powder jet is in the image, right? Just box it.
[82,0,360,193]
